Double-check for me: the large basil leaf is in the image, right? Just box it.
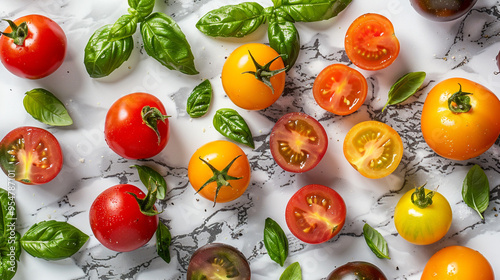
[84,24,134,78]
[186,79,212,118]
[363,223,390,259]
[462,164,490,219]
[263,217,288,266]
[108,14,138,41]
[141,12,198,75]
[0,188,16,237]
[213,108,255,148]
[280,262,302,280]
[156,221,172,263]
[0,231,21,280]
[23,88,73,126]
[132,165,167,200]
[268,16,300,70]
[196,2,266,37]
[274,0,352,22]
[20,220,89,260]
[128,0,155,21]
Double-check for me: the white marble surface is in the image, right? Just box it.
[1,0,500,279]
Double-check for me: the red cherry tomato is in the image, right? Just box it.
[0,14,67,79]
[104,92,170,159]
[89,184,159,252]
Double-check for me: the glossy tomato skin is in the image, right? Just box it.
[89,184,159,252]
[421,78,500,160]
[0,14,67,79]
[105,92,170,159]
[313,64,368,115]
[270,112,328,173]
[188,140,251,204]
[0,126,63,185]
[421,246,494,280]
[285,184,346,244]
[222,43,286,110]
[410,0,477,22]
[345,14,400,71]
[327,261,387,280]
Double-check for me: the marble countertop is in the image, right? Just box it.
[1,0,499,279]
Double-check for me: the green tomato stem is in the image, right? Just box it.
[1,19,29,46]
[242,50,287,94]
[448,83,472,113]
[410,184,435,209]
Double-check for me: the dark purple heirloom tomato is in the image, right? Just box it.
[410,0,478,21]
[327,261,387,280]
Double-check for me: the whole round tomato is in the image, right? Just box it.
[421,246,494,280]
[0,126,63,185]
[89,184,159,252]
[105,92,170,160]
[221,43,286,110]
[270,112,328,173]
[285,184,346,244]
[0,14,67,79]
[394,185,452,245]
[421,78,500,160]
[327,261,387,280]
[313,64,368,115]
[188,140,251,205]
[345,13,400,71]
[187,243,251,280]
[410,0,478,22]
[343,121,403,179]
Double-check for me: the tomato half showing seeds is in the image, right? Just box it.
[187,243,251,280]
[343,120,403,179]
[421,77,500,161]
[89,184,159,252]
[327,261,387,280]
[345,13,400,71]
[0,126,63,185]
[0,14,67,79]
[285,184,346,244]
[270,112,328,173]
[421,246,494,280]
[104,92,170,160]
[313,64,368,115]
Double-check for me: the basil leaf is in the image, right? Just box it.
[263,217,288,266]
[23,88,73,126]
[213,108,255,149]
[128,0,155,21]
[383,71,426,112]
[132,165,167,200]
[84,24,134,78]
[274,0,352,22]
[0,231,21,280]
[20,220,89,260]
[280,262,302,280]
[196,2,266,38]
[268,16,300,70]
[363,223,390,259]
[187,79,212,118]
[108,14,138,41]
[156,221,172,263]
[0,188,16,237]
[462,164,490,219]
[141,12,198,75]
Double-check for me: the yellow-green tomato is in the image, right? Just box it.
[394,186,452,245]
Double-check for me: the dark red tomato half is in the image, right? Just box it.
[0,14,67,79]
[270,112,328,173]
[327,261,387,280]
[410,0,478,21]
[104,92,170,160]
[0,126,63,185]
[285,184,346,244]
[89,184,159,252]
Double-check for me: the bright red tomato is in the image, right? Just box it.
[89,184,159,252]
[0,126,63,185]
[345,13,400,71]
[0,14,67,79]
[270,112,328,173]
[313,64,368,115]
[104,92,170,160]
[285,184,346,244]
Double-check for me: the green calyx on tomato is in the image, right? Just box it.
[411,184,436,209]
[242,51,287,94]
[0,19,28,45]
[141,106,170,145]
[447,83,472,113]
[127,165,167,216]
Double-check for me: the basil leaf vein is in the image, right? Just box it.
[108,14,138,41]
[132,165,167,200]
[279,262,302,280]
[383,71,426,112]
[128,0,155,21]
[268,16,300,70]
[213,108,255,148]
[23,88,73,126]
[462,164,490,219]
[263,217,288,266]
[274,0,352,22]
[363,223,390,259]
[187,79,212,118]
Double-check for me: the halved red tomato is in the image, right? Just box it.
[313,64,368,115]
[285,184,346,244]
[269,112,328,173]
[0,126,63,185]
[343,121,403,179]
[345,13,400,71]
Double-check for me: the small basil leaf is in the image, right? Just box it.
[268,16,300,70]
[84,24,134,78]
[363,223,390,259]
[213,108,255,149]
[156,221,172,263]
[275,0,352,22]
[462,164,490,219]
[0,188,16,237]
[132,165,167,200]
[280,262,302,280]
[196,2,266,38]
[108,14,138,41]
[264,217,288,266]
[23,88,73,126]
[383,71,426,112]
[0,231,21,280]
[128,0,155,21]
[20,220,89,261]
[141,12,198,75]
[187,79,212,118]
